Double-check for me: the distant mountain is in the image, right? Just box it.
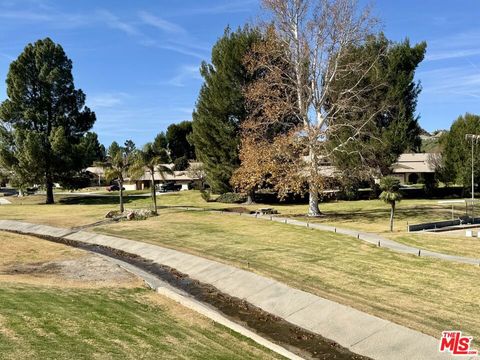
[420,129,447,152]
[418,127,431,137]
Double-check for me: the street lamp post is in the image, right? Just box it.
[465,134,480,220]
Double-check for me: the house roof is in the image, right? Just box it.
[86,163,203,182]
[136,169,198,181]
[392,153,439,174]
[85,166,105,176]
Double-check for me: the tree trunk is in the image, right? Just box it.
[119,180,124,213]
[390,202,395,232]
[45,181,54,204]
[151,173,157,215]
[245,189,255,204]
[308,189,321,216]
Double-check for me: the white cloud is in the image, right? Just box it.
[0,52,14,61]
[426,30,480,62]
[174,106,194,115]
[0,10,52,21]
[173,0,256,15]
[96,10,140,37]
[167,65,201,87]
[157,43,207,60]
[426,49,480,62]
[418,66,480,100]
[138,11,186,35]
[88,92,130,109]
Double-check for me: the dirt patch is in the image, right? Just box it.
[19,232,368,360]
[0,255,142,288]
[0,232,142,288]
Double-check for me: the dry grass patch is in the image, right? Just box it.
[0,203,109,227]
[0,231,82,266]
[391,232,480,258]
[0,231,141,288]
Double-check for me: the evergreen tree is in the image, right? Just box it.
[80,132,106,165]
[153,132,169,154]
[328,34,426,182]
[443,113,480,192]
[0,38,96,203]
[166,120,195,161]
[190,27,261,193]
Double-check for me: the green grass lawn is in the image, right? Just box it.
[2,190,479,342]
[0,285,280,360]
[0,190,475,260]
[0,232,280,360]
[94,209,480,341]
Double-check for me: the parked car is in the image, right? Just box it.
[0,188,18,196]
[106,184,125,192]
[159,182,182,192]
[26,187,38,195]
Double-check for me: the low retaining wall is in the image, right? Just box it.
[408,217,480,232]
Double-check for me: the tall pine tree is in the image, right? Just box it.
[190,27,261,193]
[0,38,96,203]
[442,113,480,192]
[328,34,426,184]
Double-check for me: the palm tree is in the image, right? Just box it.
[102,142,135,213]
[131,143,172,215]
[379,176,402,232]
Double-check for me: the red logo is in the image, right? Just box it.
[439,331,478,356]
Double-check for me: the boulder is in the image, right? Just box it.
[105,210,117,218]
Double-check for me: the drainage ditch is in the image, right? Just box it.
[15,231,369,360]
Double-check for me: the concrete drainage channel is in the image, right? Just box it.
[13,231,367,360]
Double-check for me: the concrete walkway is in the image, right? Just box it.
[0,219,463,360]
[103,255,303,360]
[215,210,480,266]
[166,206,480,266]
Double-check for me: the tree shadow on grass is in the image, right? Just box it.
[291,206,454,224]
[59,195,143,206]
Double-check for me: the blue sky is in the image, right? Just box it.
[0,0,479,146]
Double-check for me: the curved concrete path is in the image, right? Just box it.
[0,219,463,360]
[169,206,480,266]
[103,255,303,360]
[262,214,480,266]
[210,209,480,266]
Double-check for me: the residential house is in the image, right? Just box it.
[391,153,439,184]
[86,162,204,191]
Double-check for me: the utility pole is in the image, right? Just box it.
[465,134,480,220]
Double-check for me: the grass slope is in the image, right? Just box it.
[0,232,280,360]
[0,285,280,360]
[95,209,480,340]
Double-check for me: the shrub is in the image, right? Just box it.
[200,189,211,202]
[173,156,189,171]
[216,192,246,204]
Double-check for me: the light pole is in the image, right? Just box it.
[465,134,480,220]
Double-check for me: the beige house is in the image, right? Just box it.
[86,162,204,191]
[391,153,439,184]
[134,164,200,191]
